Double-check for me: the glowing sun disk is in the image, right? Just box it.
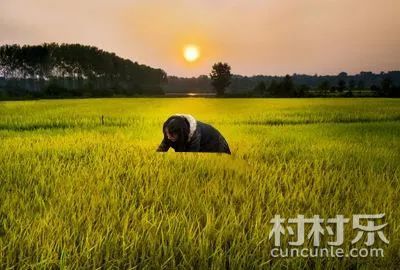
[184,45,200,62]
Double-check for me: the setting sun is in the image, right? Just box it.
[183,45,200,62]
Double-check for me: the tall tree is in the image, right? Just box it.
[210,62,232,96]
[337,79,346,92]
[0,43,167,96]
[253,81,267,96]
[381,77,393,97]
[318,80,330,96]
[267,79,279,96]
[280,75,294,97]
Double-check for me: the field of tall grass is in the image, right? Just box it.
[0,98,399,269]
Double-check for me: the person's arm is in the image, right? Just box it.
[156,137,171,152]
[185,131,201,152]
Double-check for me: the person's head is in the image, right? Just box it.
[165,127,178,142]
[163,116,190,151]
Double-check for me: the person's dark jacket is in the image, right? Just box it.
[156,114,231,154]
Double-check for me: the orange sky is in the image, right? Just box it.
[1,0,399,77]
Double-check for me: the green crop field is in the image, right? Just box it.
[0,98,399,269]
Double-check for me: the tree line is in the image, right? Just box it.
[0,43,167,99]
[1,44,399,99]
[166,71,400,97]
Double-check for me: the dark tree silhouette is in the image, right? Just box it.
[280,75,295,97]
[357,80,365,90]
[0,43,167,98]
[348,79,356,90]
[295,84,309,97]
[381,77,400,97]
[370,85,381,96]
[210,62,232,96]
[161,71,400,97]
[318,80,330,96]
[267,80,279,96]
[337,79,346,92]
[381,77,393,96]
[253,81,267,96]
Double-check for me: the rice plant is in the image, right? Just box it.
[0,98,399,269]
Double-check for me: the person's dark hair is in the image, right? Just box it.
[163,116,190,151]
